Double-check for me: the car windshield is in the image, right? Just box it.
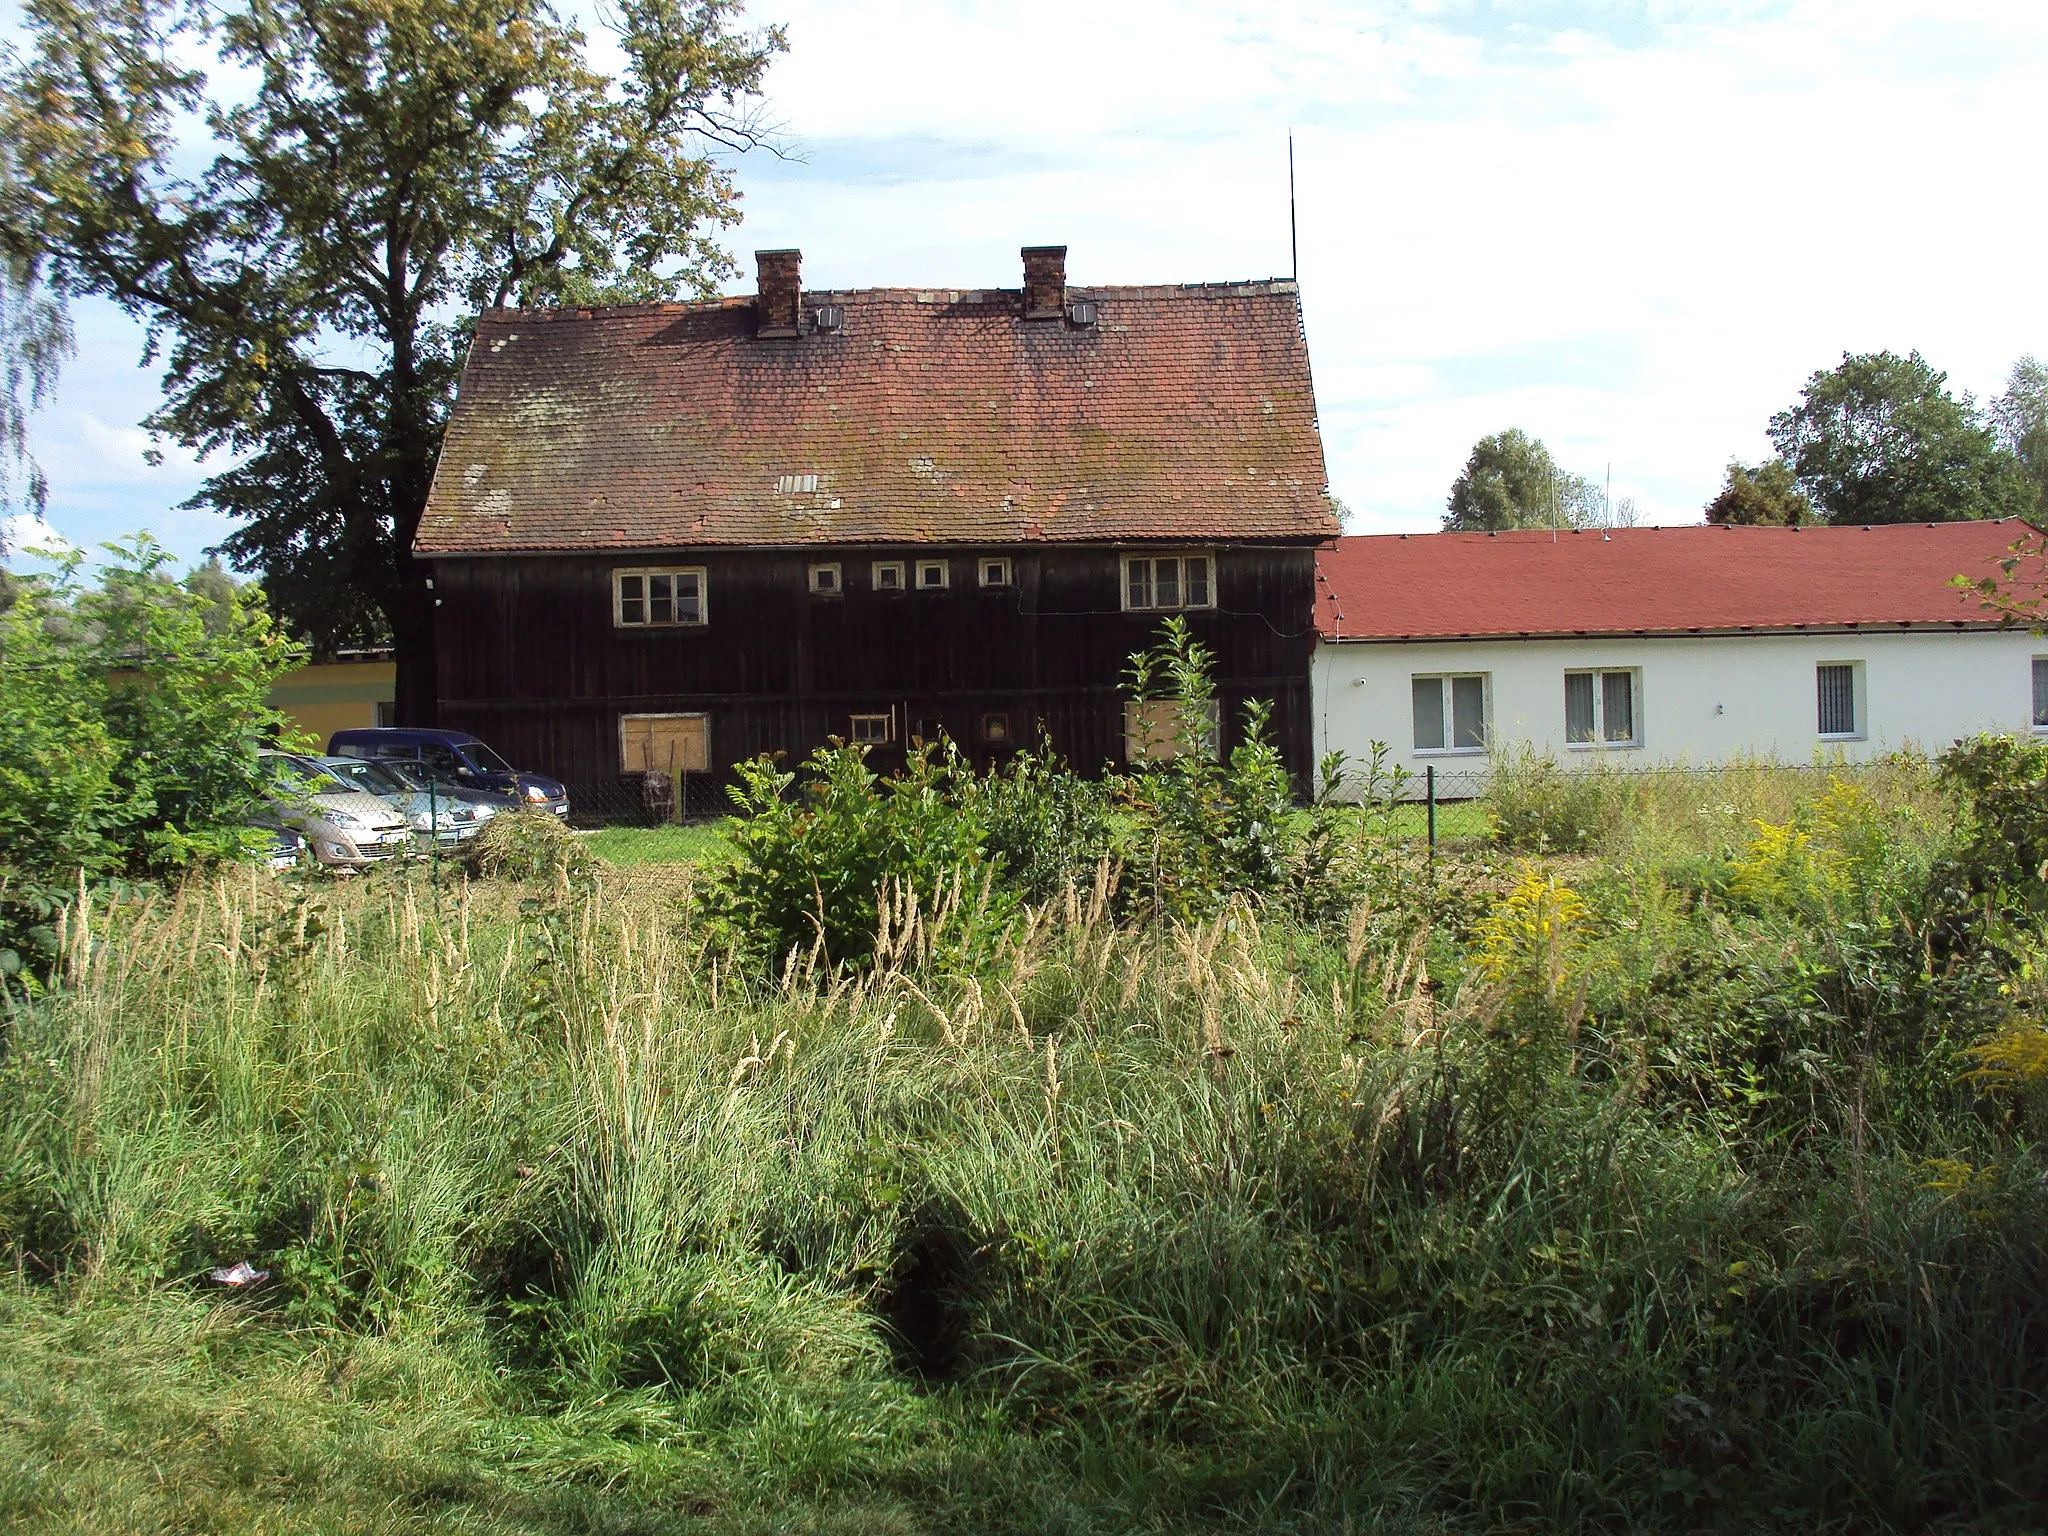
[373,759,438,791]
[323,758,410,797]
[463,742,516,774]
[264,755,351,796]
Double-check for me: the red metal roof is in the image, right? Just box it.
[416,281,1338,555]
[1315,521,2043,641]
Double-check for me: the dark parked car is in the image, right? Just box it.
[326,728,570,817]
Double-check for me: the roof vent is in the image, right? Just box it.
[1067,298,1099,327]
[813,303,844,333]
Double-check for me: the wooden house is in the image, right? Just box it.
[412,246,1340,806]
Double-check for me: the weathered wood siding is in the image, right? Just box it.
[428,544,1319,806]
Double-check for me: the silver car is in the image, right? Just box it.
[259,752,416,868]
[308,754,496,849]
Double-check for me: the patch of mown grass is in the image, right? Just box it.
[583,819,735,867]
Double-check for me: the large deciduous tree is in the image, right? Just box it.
[1703,457,1814,526]
[1444,429,1606,532]
[0,246,72,545]
[1767,350,2033,527]
[0,0,783,720]
[1991,357,2048,517]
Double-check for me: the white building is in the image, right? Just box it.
[1312,520,2046,795]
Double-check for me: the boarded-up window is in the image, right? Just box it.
[1124,699,1220,763]
[620,713,708,775]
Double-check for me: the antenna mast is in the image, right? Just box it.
[1288,131,1299,280]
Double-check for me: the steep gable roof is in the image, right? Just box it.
[416,281,1337,555]
[1315,521,2042,641]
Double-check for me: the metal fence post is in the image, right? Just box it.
[1426,764,1436,859]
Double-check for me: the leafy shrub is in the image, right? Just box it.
[1115,619,1305,921]
[964,733,1115,903]
[461,808,596,884]
[1936,733,2048,913]
[0,537,298,981]
[702,739,1017,972]
[1486,746,1630,853]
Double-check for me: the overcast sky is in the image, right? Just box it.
[7,0,2047,569]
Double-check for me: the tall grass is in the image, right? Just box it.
[2,791,2044,1531]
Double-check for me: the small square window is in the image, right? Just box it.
[979,557,1012,588]
[808,562,841,596]
[916,559,949,590]
[872,561,905,593]
[980,712,1011,744]
[849,712,894,744]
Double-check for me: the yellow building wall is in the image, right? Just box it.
[268,660,396,750]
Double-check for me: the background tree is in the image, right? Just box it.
[1704,458,1815,526]
[1991,357,2048,517]
[0,246,72,549]
[1444,429,1607,532]
[1768,350,2032,526]
[0,0,783,720]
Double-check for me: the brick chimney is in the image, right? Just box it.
[755,248,802,337]
[1021,245,1067,320]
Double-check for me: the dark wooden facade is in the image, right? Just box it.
[429,541,1319,807]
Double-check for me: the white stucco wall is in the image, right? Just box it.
[1312,628,2046,797]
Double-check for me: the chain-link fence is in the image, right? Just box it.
[547,757,1928,868]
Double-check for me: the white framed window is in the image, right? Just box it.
[979,556,1013,588]
[808,562,842,596]
[619,712,709,774]
[1124,699,1220,763]
[872,561,906,593]
[2034,657,2048,730]
[1817,662,1863,739]
[614,567,706,627]
[776,472,820,494]
[915,558,950,590]
[849,711,894,744]
[1122,552,1215,612]
[1565,668,1639,747]
[1412,674,1488,753]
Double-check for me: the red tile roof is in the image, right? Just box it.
[1315,521,2044,641]
[416,281,1338,555]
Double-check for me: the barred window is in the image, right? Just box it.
[1817,663,1859,738]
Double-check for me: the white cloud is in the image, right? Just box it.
[730,0,2048,528]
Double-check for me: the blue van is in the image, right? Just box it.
[326,728,570,817]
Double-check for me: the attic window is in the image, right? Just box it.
[916,559,949,590]
[979,557,1012,588]
[1122,552,1214,612]
[808,562,842,596]
[777,473,820,494]
[1068,299,1099,326]
[872,561,906,593]
[614,567,706,628]
[813,304,844,332]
